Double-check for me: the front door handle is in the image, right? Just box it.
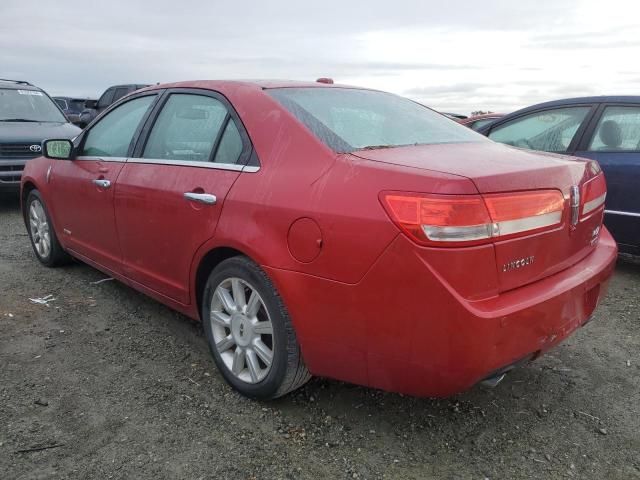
[93,179,111,189]
[184,192,217,205]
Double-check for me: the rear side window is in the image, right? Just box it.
[82,95,155,157]
[113,87,130,102]
[98,88,114,108]
[142,94,228,162]
[268,87,483,153]
[214,120,243,164]
[489,106,590,152]
[588,106,640,152]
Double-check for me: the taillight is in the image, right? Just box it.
[381,190,564,247]
[581,174,607,219]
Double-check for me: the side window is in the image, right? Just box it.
[588,106,640,152]
[214,120,244,164]
[489,106,590,152]
[97,88,114,109]
[81,95,155,157]
[143,94,228,162]
[112,87,130,103]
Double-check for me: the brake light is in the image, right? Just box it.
[581,174,607,219]
[381,190,564,246]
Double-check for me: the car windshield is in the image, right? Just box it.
[268,87,485,152]
[0,88,67,122]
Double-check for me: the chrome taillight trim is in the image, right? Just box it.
[582,192,606,217]
[421,211,562,243]
[422,224,494,242]
[494,211,563,236]
[570,185,580,226]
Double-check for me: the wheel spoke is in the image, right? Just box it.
[253,321,272,335]
[246,291,261,317]
[210,310,230,328]
[246,350,260,382]
[232,348,246,375]
[253,339,273,366]
[35,203,46,222]
[215,334,235,353]
[215,287,237,314]
[30,204,38,222]
[30,218,38,230]
[231,279,246,310]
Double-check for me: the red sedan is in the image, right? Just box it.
[21,80,616,399]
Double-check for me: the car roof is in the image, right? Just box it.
[142,79,365,92]
[0,79,41,91]
[475,95,640,135]
[510,96,640,115]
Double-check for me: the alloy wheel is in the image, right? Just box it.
[29,199,51,259]
[210,277,274,383]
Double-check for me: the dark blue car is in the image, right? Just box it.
[478,96,640,256]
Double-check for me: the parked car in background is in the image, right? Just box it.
[77,84,149,127]
[0,79,80,192]
[21,80,615,400]
[53,96,92,125]
[459,113,504,131]
[441,112,468,121]
[478,96,640,256]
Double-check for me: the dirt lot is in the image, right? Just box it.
[1,194,639,480]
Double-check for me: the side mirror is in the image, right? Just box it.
[43,139,73,160]
[84,99,98,109]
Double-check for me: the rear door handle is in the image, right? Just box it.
[93,179,111,188]
[183,192,217,205]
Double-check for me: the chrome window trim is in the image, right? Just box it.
[605,209,640,218]
[127,157,260,172]
[76,156,128,163]
[75,156,260,172]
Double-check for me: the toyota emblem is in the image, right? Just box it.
[30,144,42,153]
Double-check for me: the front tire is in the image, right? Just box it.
[25,190,70,267]
[202,256,310,399]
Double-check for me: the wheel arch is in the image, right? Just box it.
[194,245,250,321]
[21,180,39,225]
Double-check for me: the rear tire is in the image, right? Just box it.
[25,190,70,267]
[202,256,310,399]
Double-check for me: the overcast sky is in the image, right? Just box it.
[2,0,639,114]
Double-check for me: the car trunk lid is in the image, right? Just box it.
[355,142,605,292]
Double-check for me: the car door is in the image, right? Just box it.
[114,89,253,304]
[486,105,595,153]
[50,93,159,274]
[573,104,640,253]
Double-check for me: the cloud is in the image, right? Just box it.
[1,0,639,113]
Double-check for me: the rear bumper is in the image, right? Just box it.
[268,228,617,397]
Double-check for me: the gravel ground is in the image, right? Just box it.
[1,193,639,480]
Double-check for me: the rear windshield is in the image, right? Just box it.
[268,87,485,152]
[0,88,67,122]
